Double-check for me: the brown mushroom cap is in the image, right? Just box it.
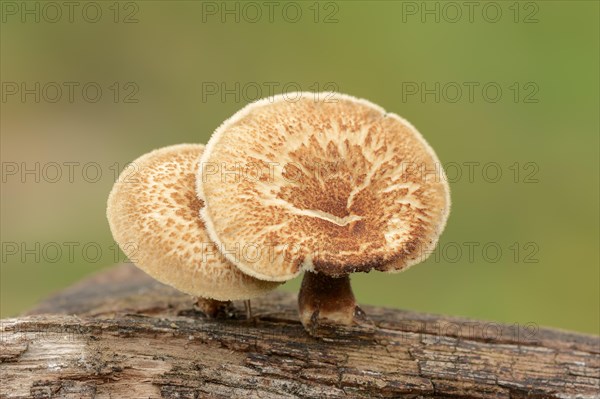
[107,144,280,301]
[198,93,450,282]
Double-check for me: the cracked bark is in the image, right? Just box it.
[1,263,598,398]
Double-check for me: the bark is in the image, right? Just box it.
[1,263,598,398]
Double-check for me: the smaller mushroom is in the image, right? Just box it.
[107,144,280,317]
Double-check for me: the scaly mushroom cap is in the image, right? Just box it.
[107,144,280,301]
[198,93,451,282]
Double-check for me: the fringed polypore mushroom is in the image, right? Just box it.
[198,93,450,334]
[107,144,280,317]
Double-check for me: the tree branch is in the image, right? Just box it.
[1,263,598,398]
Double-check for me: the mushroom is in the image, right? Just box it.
[107,144,280,317]
[198,92,450,334]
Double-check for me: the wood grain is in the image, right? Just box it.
[1,263,598,398]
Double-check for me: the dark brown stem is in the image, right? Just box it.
[298,271,372,336]
[194,297,233,318]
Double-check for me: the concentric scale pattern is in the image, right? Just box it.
[107,144,279,300]
[198,93,450,281]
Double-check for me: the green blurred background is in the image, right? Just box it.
[1,1,598,335]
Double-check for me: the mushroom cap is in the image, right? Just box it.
[107,143,280,301]
[198,93,450,282]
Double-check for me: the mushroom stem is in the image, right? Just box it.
[244,300,253,319]
[298,271,370,335]
[194,297,232,318]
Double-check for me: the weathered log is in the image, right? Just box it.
[1,263,598,398]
